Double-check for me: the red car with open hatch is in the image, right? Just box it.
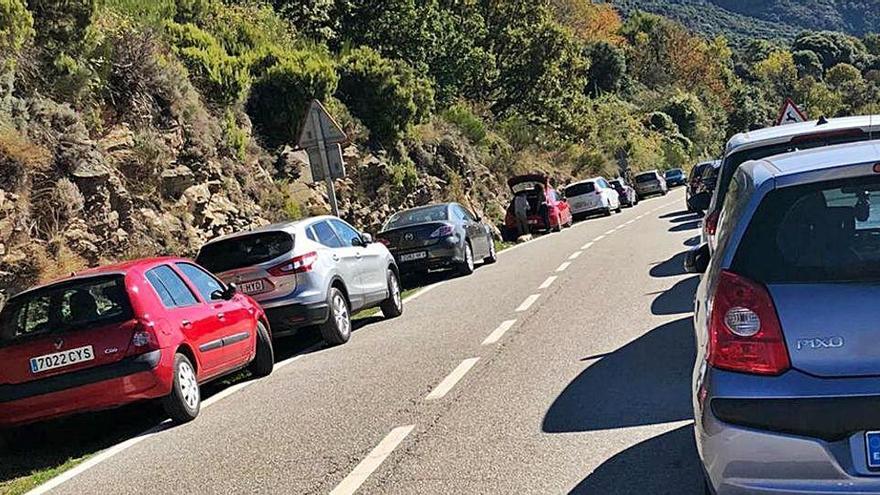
[502,174,573,241]
[0,257,274,428]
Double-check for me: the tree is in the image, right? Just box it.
[661,92,700,141]
[793,30,868,70]
[0,0,34,57]
[551,0,623,45]
[753,50,797,99]
[863,33,880,56]
[336,46,434,146]
[28,0,95,57]
[792,49,823,79]
[727,85,771,135]
[826,63,863,88]
[584,41,626,96]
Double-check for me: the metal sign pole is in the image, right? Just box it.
[310,106,340,217]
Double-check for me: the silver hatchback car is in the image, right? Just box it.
[686,141,880,494]
[197,216,402,345]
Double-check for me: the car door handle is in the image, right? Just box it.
[181,320,192,328]
[355,252,362,259]
[217,312,225,320]
[331,253,340,262]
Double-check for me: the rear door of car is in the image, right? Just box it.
[0,276,138,387]
[331,219,386,304]
[176,262,253,370]
[312,220,365,309]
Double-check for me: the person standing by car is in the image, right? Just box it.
[514,190,531,237]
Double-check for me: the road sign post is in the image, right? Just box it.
[297,100,349,217]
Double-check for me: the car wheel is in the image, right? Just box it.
[163,353,200,424]
[320,287,351,345]
[380,269,403,318]
[603,207,612,217]
[615,201,622,213]
[248,321,274,378]
[662,189,668,196]
[484,238,498,264]
[458,241,475,276]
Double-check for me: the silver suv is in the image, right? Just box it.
[196,216,402,345]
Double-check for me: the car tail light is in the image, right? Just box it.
[707,270,790,375]
[430,225,455,238]
[704,210,720,236]
[268,251,318,276]
[127,319,160,356]
[377,237,391,246]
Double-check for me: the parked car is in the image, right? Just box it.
[565,177,621,219]
[502,174,573,241]
[197,217,402,345]
[609,178,638,207]
[686,161,716,211]
[702,115,880,251]
[0,258,273,427]
[664,168,687,187]
[686,141,880,495]
[633,170,668,199]
[686,160,721,213]
[377,203,496,278]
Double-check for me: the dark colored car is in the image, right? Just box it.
[609,178,638,207]
[664,168,687,187]
[502,174,573,240]
[377,203,496,278]
[686,160,720,212]
[0,258,273,428]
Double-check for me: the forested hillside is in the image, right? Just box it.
[616,0,880,43]
[0,0,879,304]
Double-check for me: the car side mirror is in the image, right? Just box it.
[211,283,237,301]
[689,191,712,212]
[360,233,373,245]
[684,244,711,274]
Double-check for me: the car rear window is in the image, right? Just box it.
[384,205,449,230]
[197,231,294,273]
[0,275,133,345]
[635,173,657,183]
[565,182,596,196]
[732,175,880,283]
[665,169,683,178]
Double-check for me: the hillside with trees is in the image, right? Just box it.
[0,0,879,307]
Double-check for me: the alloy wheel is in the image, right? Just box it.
[391,274,402,311]
[177,361,199,410]
[333,293,351,336]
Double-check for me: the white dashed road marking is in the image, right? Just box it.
[425,358,481,400]
[482,320,517,345]
[556,262,571,273]
[594,235,605,242]
[516,294,541,312]
[568,251,582,260]
[329,425,415,495]
[581,241,594,250]
[538,276,557,289]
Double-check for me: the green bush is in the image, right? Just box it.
[441,103,487,145]
[0,0,34,57]
[246,47,338,149]
[337,46,434,146]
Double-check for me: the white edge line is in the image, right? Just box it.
[482,320,517,345]
[424,358,481,400]
[556,262,571,273]
[593,235,605,242]
[515,294,541,312]
[402,281,443,303]
[329,425,416,495]
[538,276,557,290]
[568,251,583,260]
[581,242,594,250]
[604,229,615,235]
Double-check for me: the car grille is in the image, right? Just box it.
[712,396,880,441]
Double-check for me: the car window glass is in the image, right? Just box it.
[313,221,343,248]
[177,263,225,301]
[330,220,362,247]
[306,228,316,242]
[454,205,475,222]
[146,266,198,307]
[196,231,293,273]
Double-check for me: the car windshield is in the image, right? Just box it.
[635,173,657,183]
[197,231,294,273]
[0,275,132,345]
[384,205,449,230]
[733,175,880,283]
[609,180,623,188]
[565,182,596,196]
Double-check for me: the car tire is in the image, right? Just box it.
[163,353,200,424]
[248,321,274,378]
[483,238,498,264]
[458,241,475,276]
[320,287,351,345]
[603,207,612,217]
[615,202,622,213]
[380,269,403,318]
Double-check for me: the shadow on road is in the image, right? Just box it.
[684,236,700,247]
[669,220,701,232]
[651,276,699,315]
[542,317,695,433]
[567,424,703,495]
[650,251,688,278]
[669,213,702,224]
[659,210,692,219]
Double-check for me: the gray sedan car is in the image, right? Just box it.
[686,141,880,494]
[197,216,402,345]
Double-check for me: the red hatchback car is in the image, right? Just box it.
[0,258,274,428]
[502,174,573,241]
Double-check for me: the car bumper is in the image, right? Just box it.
[0,350,169,428]
[696,366,880,494]
[393,240,465,274]
[265,302,330,337]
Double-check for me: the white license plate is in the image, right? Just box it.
[30,345,94,374]
[528,219,539,225]
[400,252,427,262]
[239,279,267,295]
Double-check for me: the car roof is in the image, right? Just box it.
[748,140,880,183]
[395,203,453,213]
[726,115,880,156]
[10,257,191,300]
[201,216,341,247]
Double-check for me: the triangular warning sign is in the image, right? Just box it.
[296,100,348,149]
[775,98,808,126]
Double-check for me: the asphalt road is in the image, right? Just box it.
[29,188,704,495]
